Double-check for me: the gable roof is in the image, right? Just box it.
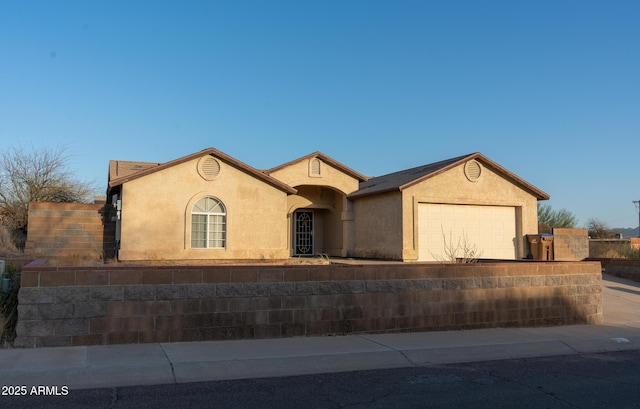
[265,151,369,182]
[348,152,550,200]
[108,148,297,194]
[109,160,161,182]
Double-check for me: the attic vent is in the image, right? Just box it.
[464,160,482,182]
[198,156,221,180]
[309,158,321,177]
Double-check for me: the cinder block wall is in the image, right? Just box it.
[15,261,603,348]
[598,258,640,282]
[24,202,116,262]
[553,228,589,261]
[589,240,632,258]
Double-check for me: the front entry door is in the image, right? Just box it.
[294,211,314,256]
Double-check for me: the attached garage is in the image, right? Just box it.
[350,152,549,261]
[418,203,517,261]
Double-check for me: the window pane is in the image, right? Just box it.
[191,196,226,249]
[191,214,207,248]
[193,199,207,213]
[208,214,226,248]
[207,197,225,214]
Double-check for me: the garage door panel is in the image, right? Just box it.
[418,204,516,261]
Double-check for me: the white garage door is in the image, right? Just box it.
[418,203,516,261]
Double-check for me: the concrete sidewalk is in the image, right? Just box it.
[2,273,640,390]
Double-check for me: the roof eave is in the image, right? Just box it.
[397,153,477,191]
[267,151,369,182]
[108,148,298,195]
[472,154,550,200]
[348,186,401,199]
[354,152,550,201]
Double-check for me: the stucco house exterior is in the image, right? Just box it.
[105,148,548,262]
[349,154,549,261]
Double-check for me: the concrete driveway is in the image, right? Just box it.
[602,273,640,327]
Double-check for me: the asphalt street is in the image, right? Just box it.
[4,349,640,409]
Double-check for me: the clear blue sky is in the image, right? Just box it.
[1,1,639,229]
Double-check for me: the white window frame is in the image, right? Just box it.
[191,196,226,249]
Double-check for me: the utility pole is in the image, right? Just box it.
[634,200,640,237]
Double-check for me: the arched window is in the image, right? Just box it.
[191,197,226,249]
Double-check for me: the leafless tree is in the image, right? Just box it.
[431,228,482,263]
[0,145,94,242]
[586,218,615,239]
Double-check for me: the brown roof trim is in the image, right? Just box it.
[463,153,549,200]
[348,154,472,199]
[108,148,298,194]
[397,153,477,191]
[349,152,549,200]
[348,186,399,198]
[266,151,369,182]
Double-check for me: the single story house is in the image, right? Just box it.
[105,148,549,262]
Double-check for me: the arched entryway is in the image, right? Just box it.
[288,185,350,257]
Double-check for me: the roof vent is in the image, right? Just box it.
[309,158,321,177]
[198,156,221,180]
[464,160,482,182]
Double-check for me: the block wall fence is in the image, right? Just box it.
[589,239,640,258]
[15,261,603,348]
[552,228,589,261]
[598,258,640,283]
[24,202,116,262]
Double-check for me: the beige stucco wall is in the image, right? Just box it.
[117,155,290,261]
[403,162,539,261]
[352,161,540,261]
[269,156,361,257]
[268,157,361,196]
[113,153,541,262]
[352,192,404,259]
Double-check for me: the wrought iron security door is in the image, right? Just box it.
[294,211,314,255]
